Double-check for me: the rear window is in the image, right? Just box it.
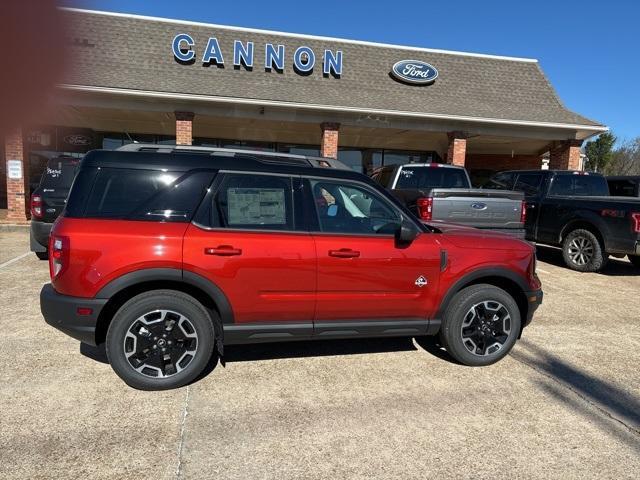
[395,166,469,189]
[40,158,80,189]
[484,172,516,190]
[549,174,609,196]
[69,168,214,222]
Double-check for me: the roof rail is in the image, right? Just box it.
[114,143,351,170]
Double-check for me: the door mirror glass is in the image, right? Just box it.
[396,219,419,245]
[327,204,338,217]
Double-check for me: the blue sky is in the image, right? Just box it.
[64,0,639,142]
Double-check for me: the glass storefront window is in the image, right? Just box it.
[277,144,320,157]
[100,133,176,149]
[220,139,275,152]
[193,138,220,148]
[382,150,441,166]
[337,148,383,175]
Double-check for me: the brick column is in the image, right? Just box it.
[446,131,467,167]
[320,122,340,159]
[548,140,582,170]
[175,111,195,146]
[5,128,28,222]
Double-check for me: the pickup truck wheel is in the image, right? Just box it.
[106,290,215,390]
[562,229,606,272]
[629,255,640,268]
[440,284,521,366]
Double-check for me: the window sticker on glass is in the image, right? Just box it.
[401,170,414,178]
[227,188,286,225]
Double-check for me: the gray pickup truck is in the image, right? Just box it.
[371,163,525,237]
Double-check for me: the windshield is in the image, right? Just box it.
[40,158,80,189]
[395,166,469,189]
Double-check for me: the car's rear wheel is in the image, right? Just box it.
[106,290,215,390]
[35,251,48,260]
[439,284,521,366]
[629,255,640,268]
[561,229,606,272]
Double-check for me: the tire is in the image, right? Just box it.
[106,290,215,390]
[561,229,607,272]
[629,255,640,269]
[35,251,48,260]
[439,284,521,367]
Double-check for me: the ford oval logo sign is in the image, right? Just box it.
[471,202,487,210]
[391,60,438,85]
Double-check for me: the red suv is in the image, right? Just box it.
[41,144,542,390]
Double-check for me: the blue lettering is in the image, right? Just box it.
[323,49,342,76]
[265,43,285,71]
[172,33,195,62]
[202,37,225,65]
[293,46,315,72]
[234,40,254,68]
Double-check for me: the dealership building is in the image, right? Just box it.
[2,8,607,221]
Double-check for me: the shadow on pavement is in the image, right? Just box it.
[535,245,639,276]
[511,339,640,450]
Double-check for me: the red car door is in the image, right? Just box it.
[183,172,315,324]
[307,178,442,322]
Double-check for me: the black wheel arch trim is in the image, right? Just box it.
[435,267,531,321]
[95,267,235,324]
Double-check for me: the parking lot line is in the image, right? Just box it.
[0,252,31,270]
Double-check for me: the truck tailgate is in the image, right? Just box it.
[430,188,524,230]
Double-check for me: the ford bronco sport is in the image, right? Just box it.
[41,144,542,390]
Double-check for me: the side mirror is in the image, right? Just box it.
[396,219,419,245]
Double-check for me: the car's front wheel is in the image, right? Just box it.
[106,290,215,390]
[439,284,521,366]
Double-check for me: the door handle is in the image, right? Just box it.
[328,248,360,258]
[204,245,242,256]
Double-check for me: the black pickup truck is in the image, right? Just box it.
[485,170,640,272]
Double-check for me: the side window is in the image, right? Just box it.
[484,172,516,190]
[213,173,294,231]
[549,175,609,196]
[514,173,544,197]
[309,179,401,235]
[84,168,180,219]
[548,175,572,196]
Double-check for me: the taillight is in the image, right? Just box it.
[49,235,69,278]
[417,197,433,221]
[520,201,527,224]
[30,194,43,219]
[632,213,640,234]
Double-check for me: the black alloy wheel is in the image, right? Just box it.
[439,284,521,366]
[460,300,511,357]
[106,290,215,390]
[123,309,198,378]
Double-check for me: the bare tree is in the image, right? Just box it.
[606,137,640,175]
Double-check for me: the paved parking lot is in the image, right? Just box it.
[1,227,639,479]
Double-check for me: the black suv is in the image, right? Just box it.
[30,156,80,259]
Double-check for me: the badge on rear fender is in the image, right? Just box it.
[415,275,428,287]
